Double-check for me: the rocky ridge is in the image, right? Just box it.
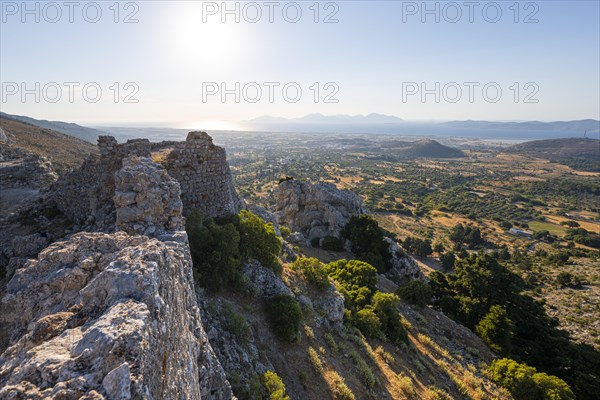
[0,155,232,399]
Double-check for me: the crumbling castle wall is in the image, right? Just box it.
[164,132,242,218]
[50,132,242,231]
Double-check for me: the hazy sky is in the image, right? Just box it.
[1,0,599,127]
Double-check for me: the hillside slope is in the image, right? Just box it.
[0,116,98,172]
[504,137,600,172]
[0,112,104,143]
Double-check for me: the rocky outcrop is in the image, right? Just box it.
[242,260,293,298]
[114,156,185,236]
[274,180,365,240]
[0,154,233,399]
[384,238,425,283]
[0,232,231,399]
[0,144,58,189]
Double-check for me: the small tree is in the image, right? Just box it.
[186,209,243,291]
[355,308,382,338]
[266,295,302,342]
[372,292,408,344]
[238,210,283,274]
[439,252,456,270]
[476,305,514,354]
[290,257,329,290]
[341,215,392,273]
[397,281,432,307]
[325,259,378,310]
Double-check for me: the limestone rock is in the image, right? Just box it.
[114,156,184,236]
[274,180,364,240]
[384,237,425,283]
[314,283,345,328]
[242,260,293,298]
[0,231,233,399]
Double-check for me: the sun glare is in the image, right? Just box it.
[185,119,242,131]
[165,4,244,67]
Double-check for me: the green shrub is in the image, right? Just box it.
[290,257,330,290]
[397,281,432,307]
[354,308,382,338]
[263,371,290,400]
[308,346,324,374]
[372,292,408,344]
[475,305,514,355]
[349,350,376,388]
[341,215,393,272]
[279,225,292,238]
[489,358,575,400]
[403,236,433,258]
[266,294,302,342]
[325,259,378,310]
[321,235,345,251]
[222,302,251,344]
[330,371,355,400]
[238,210,283,274]
[439,252,456,270]
[186,209,243,291]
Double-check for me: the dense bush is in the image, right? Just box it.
[266,294,302,342]
[237,210,283,274]
[439,252,456,270]
[489,358,575,400]
[279,225,292,238]
[321,235,344,251]
[341,215,392,272]
[354,308,382,338]
[397,281,432,307]
[325,259,378,309]
[402,236,433,258]
[475,305,514,355]
[186,209,243,291]
[290,257,329,290]
[372,292,408,344]
[449,223,485,247]
[263,370,290,400]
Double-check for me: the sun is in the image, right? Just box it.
[164,3,244,67]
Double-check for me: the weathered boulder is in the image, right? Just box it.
[314,283,345,328]
[242,260,293,298]
[274,180,365,240]
[114,156,184,236]
[0,231,232,400]
[384,237,425,283]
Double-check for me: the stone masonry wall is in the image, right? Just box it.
[50,132,241,231]
[164,131,242,218]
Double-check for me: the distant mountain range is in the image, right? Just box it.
[251,113,404,124]
[246,114,599,139]
[0,112,105,143]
